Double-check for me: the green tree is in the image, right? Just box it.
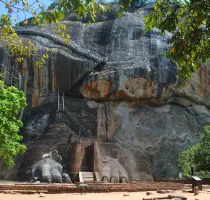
[144,0,210,79]
[178,125,210,178]
[0,80,26,167]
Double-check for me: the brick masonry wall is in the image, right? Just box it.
[0,182,183,194]
[70,142,82,173]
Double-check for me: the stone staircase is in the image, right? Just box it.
[79,171,100,183]
[57,101,92,137]
[80,157,90,172]
[64,105,92,137]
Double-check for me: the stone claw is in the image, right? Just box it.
[101,156,128,183]
[110,176,118,183]
[102,176,109,182]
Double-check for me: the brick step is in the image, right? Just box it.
[79,171,96,183]
[0,182,184,193]
[82,172,94,176]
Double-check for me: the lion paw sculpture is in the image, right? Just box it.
[31,150,71,183]
[101,156,129,183]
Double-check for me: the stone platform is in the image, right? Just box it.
[0,182,183,194]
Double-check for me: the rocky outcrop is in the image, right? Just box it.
[0,6,210,181]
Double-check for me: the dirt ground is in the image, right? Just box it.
[0,190,210,200]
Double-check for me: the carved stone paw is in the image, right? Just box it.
[101,156,128,183]
[32,157,63,183]
[32,150,71,183]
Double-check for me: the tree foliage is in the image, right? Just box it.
[0,0,114,67]
[0,80,26,167]
[145,0,210,79]
[178,125,210,178]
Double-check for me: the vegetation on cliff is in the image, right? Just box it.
[0,80,26,167]
[145,0,210,79]
[179,125,210,178]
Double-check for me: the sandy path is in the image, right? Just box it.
[0,190,210,200]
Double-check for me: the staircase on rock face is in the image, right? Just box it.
[64,106,92,137]
[80,156,90,172]
[57,93,92,137]
[78,144,101,183]
[0,61,21,89]
[14,27,107,97]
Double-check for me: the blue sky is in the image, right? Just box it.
[0,0,52,23]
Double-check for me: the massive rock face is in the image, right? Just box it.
[1,6,210,181]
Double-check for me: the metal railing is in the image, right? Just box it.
[0,62,21,89]
[57,93,92,137]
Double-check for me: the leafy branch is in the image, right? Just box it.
[144,0,210,79]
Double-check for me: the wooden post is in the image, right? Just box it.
[62,92,64,111]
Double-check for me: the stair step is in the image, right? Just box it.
[83,177,94,181]
[82,172,95,176]
[83,175,94,178]
[79,171,96,183]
